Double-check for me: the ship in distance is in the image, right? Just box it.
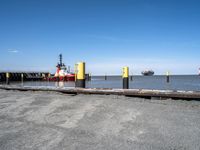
[199,68,200,75]
[141,70,154,76]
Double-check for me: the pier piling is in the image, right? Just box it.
[21,73,24,85]
[130,75,133,81]
[89,73,92,81]
[123,67,129,89]
[75,62,85,88]
[0,72,48,82]
[166,71,170,83]
[6,73,10,85]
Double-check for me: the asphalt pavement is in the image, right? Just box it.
[0,89,200,150]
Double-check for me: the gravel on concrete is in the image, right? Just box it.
[0,89,200,150]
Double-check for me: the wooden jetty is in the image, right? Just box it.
[0,85,200,100]
[0,72,49,82]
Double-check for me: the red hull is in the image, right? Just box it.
[48,75,75,81]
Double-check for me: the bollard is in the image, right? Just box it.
[89,73,92,81]
[90,73,92,81]
[122,67,129,89]
[166,71,170,83]
[21,73,24,85]
[130,75,133,81]
[6,72,10,85]
[75,62,85,88]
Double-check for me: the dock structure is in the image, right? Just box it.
[0,72,49,82]
[0,85,200,100]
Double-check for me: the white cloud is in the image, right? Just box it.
[8,49,19,53]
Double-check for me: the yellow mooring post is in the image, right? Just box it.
[166,71,170,83]
[122,67,129,89]
[6,72,10,85]
[75,62,85,88]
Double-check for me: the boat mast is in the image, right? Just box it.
[59,54,62,66]
[58,54,67,71]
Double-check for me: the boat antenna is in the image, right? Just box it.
[59,54,62,66]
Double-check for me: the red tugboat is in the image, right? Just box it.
[51,54,75,81]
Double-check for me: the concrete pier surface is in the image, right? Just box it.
[0,89,200,150]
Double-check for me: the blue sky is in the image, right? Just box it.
[0,0,199,75]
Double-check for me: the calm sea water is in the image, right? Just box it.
[2,75,200,91]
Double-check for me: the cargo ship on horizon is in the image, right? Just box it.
[199,68,200,75]
[141,70,154,76]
